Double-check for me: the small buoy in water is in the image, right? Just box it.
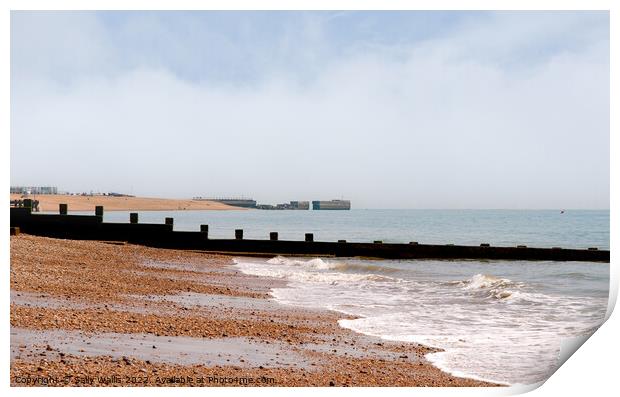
[560,210,565,214]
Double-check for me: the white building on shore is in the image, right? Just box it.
[10,186,58,195]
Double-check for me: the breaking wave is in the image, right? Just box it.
[266,256,400,274]
[233,256,608,385]
[459,273,521,300]
[235,256,396,284]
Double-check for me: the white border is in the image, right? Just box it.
[2,2,615,397]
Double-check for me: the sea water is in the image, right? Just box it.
[96,209,608,385]
[96,209,609,249]
[233,256,608,385]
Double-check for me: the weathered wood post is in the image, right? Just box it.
[59,203,68,215]
[95,206,104,217]
[165,217,174,226]
[374,240,383,244]
[200,225,209,238]
[270,232,278,241]
[480,243,490,247]
[338,239,346,243]
[305,233,314,242]
[235,229,243,240]
[130,213,139,224]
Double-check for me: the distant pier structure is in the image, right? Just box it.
[193,197,257,208]
[290,201,310,210]
[312,200,351,210]
[194,196,350,210]
[257,201,310,210]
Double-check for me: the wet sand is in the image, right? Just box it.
[10,234,500,387]
[10,194,242,212]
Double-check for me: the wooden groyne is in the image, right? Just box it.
[9,202,609,262]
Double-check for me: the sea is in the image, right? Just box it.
[94,209,609,386]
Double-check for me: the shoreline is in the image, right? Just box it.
[233,257,512,387]
[10,234,501,387]
[10,194,243,212]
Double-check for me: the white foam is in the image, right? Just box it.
[462,273,513,290]
[234,257,607,385]
[266,256,335,270]
[235,257,395,284]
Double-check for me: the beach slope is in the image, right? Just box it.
[10,194,242,212]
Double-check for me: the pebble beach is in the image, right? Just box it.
[10,234,500,387]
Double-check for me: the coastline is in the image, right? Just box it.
[10,234,501,387]
[9,194,243,212]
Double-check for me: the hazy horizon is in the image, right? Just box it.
[10,11,610,209]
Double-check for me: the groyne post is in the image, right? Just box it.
[235,229,243,240]
[270,232,278,241]
[200,225,209,238]
[59,203,68,215]
[305,233,314,242]
[165,217,174,226]
[95,206,104,217]
[130,213,138,224]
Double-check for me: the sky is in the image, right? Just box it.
[10,11,610,209]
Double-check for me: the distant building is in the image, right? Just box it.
[312,200,351,210]
[10,186,58,195]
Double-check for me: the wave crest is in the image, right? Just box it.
[460,274,520,300]
[266,256,334,269]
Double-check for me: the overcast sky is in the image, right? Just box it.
[10,11,609,209]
